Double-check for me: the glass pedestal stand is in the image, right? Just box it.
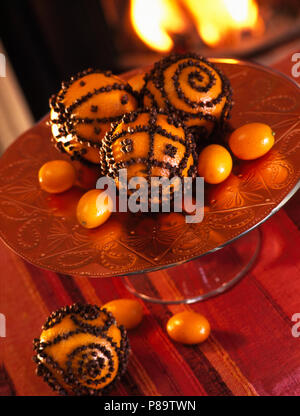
[121,228,262,305]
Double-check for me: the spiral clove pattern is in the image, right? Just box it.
[33,303,130,396]
[142,53,233,140]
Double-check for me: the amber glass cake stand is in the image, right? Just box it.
[0,59,299,304]
[121,228,263,304]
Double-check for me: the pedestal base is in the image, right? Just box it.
[121,228,262,304]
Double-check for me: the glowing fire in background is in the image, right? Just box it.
[130,0,264,51]
[130,0,187,52]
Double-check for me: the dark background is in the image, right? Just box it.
[0,0,119,121]
[1,0,300,122]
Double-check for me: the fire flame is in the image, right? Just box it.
[187,0,259,47]
[130,0,187,52]
[130,0,262,51]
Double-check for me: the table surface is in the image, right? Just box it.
[1,51,300,397]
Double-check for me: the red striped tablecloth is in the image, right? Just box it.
[0,52,299,397]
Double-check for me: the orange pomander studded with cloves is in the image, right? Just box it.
[50,69,138,164]
[33,303,129,396]
[101,109,197,198]
[142,53,233,140]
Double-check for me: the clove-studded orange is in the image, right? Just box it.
[142,53,232,139]
[33,303,130,395]
[101,108,198,203]
[50,69,138,164]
